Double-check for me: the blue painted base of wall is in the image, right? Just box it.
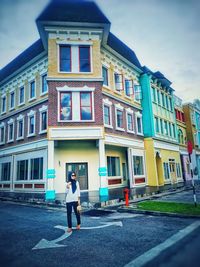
[45,190,56,200]
[99,187,108,196]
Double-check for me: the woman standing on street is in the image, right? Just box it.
[66,172,81,233]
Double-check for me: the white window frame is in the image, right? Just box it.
[9,90,15,111]
[102,65,110,89]
[27,110,36,137]
[114,72,123,93]
[7,118,14,143]
[16,114,24,140]
[124,78,134,98]
[103,98,112,128]
[18,86,25,106]
[28,79,36,102]
[115,103,124,131]
[0,122,5,145]
[126,108,135,133]
[134,83,141,103]
[1,94,6,114]
[39,105,48,134]
[40,73,48,96]
[57,41,93,74]
[14,150,47,182]
[136,112,143,135]
[57,85,95,122]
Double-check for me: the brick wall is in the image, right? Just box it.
[48,81,104,127]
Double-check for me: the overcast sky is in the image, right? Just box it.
[0,0,199,102]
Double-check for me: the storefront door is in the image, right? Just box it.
[66,163,88,190]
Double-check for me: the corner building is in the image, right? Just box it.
[0,0,147,201]
[140,67,183,187]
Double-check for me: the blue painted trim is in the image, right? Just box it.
[99,187,108,196]
[99,172,107,177]
[98,167,107,172]
[140,74,155,137]
[46,169,56,179]
[45,190,56,200]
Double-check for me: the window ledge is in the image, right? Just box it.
[114,91,122,95]
[7,140,14,143]
[28,97,36,103]
[27,134,36,138]
[127,130,135,134]
[18,102,25,107]
[9,107,15,111]
[39,130,47,134]
[16,137,24,141]
[116,127,125,132]
[0,142,5,145]
[40,91,48,97]
[104,124,113,129]
[137,132,144,136]
[1,111,6,115]
[103,85,111,90]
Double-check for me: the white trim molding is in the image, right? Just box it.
[49,127,104,140]
[56,85,95,92]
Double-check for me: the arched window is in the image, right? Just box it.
[178,129,184,144]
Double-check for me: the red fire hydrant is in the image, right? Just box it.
[124,188,129,206]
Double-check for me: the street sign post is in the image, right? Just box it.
[187,141,197,207]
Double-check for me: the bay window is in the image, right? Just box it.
[79,46,90,72]
[58,87,94,122]
[59,44,92,73]
[60,92,72,120]
[60,45,71,72]
[80,92,92,120]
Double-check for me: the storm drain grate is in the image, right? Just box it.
[82,209,114,217]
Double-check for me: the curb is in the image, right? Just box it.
[117,206,200,219]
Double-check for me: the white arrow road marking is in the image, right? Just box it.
[32,226,72,250]
[32,221,123,250]
[74,221,123,229]
[107,213,142,220]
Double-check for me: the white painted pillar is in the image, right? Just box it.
[46,140,56,200]
[127,148,133,188]
[98,139,108,196]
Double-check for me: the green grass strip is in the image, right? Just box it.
[137,201,200,215]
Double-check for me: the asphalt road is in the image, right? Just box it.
[0,201,199,267]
